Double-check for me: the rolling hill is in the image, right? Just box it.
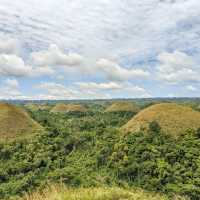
[105,102,140,113]
[51,103,87,113]
[121,103,200,136]
[0,103,43,139]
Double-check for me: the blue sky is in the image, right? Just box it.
[0,0,200,99]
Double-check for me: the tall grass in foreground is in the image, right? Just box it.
[22,186,186,200]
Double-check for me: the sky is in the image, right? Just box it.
[0,0,200,100]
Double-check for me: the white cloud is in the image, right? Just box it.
[0,38,18,54]
[0,54,33,77]
[0,78,23,99]
[0,78,151,100]
[0,54,54,77]
[76,81,122,90]
[30,45,150,82]
[96,58,150,81]
[156,51,200,84]
[123,84,151,98]
[1,1,200,98]
[186,85,197,92]
[31,44,83,67]
[35,82,77,100]
[76,81,151,98]
[1,0,200,60]
[35,82,111,100]
[4,78,19,89]
[32,66,55,77]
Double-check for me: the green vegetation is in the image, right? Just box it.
[122,103,200,136]
[105,101,140,113]
[25,103,51,111]
[0,103,43,139]
[0,101,200,199]
[51,103,88,113]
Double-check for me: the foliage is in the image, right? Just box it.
[0,108,132,199]
[0,103,199,199]
[109,129,200,199]
[51,104,87,113]
[149,120,161,133]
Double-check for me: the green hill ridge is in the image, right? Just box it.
[51,103,87,113]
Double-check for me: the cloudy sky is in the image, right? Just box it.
[0,0,200,99]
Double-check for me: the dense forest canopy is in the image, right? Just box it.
[0,99,199,199]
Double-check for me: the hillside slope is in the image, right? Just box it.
[0,103,43,139]
[122,103,200,136]
[105,102,140,113]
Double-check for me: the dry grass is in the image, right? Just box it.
[21,185,185,200]
[121,103,200,136]
[51,103,87,113]
[0,103,43,139]
[105,102,140,113]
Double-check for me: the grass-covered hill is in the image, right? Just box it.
[105,101,140,113]
[51,103,87,113]
[25,103,50,111]
[22,185,184,200]
[0,101,200,200]
[122,103,200,136]
[0,103,43,139]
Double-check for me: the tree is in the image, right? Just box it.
[197,127,200,138]
[149,121,161,134]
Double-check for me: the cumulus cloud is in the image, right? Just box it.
[0,38,18,54]
[32,66,55,77]
[0,54,33,77]
[1,0,200,98]
[123,84,151,98]
[0,78,23,99]
[35,82,111,100]
[1,0,200,60]
[156,51,200,84]
[76,81,123,90]
[35,82,77,100]
[0,54,54,77]
[76,81,151,98]
[31,44,83,67]
[96,59,150,81]
[1,77,151,100]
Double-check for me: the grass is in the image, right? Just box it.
[51,103,87,113]
[121,103,200,136]
[105,102,140,113]
[21,185,185,200]
[0,103,43,139]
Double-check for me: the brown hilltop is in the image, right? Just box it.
[105,102,140,113]
[121,103,200,136]
[0,103,43,139]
